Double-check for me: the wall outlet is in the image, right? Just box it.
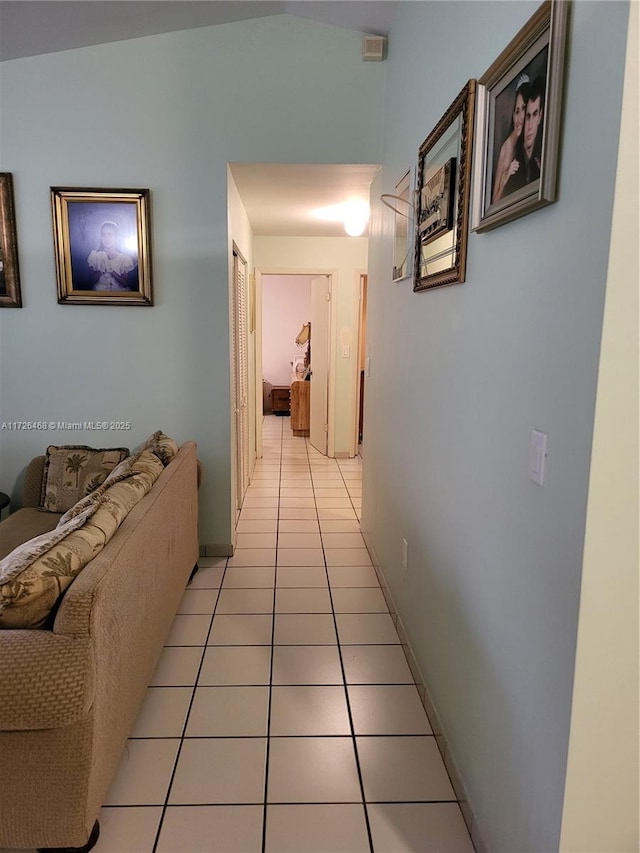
[401,538,408,571]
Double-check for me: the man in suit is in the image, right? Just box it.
[504,75,544,195]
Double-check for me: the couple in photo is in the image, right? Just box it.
[492,73,545,204]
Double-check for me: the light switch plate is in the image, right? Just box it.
[529,430,547,486]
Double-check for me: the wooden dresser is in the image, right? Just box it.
[290,380,310,436]
[271,386,290,414]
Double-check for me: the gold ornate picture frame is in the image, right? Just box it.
[51,187,153,305]
[414,80,476,292]
[0,173,22,308]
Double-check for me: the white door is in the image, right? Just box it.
[310,275,331,455]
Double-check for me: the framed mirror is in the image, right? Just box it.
[414,80,476,292]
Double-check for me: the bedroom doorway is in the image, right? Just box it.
[260,270,332,456]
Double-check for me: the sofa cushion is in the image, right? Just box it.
[0,450,164,629]
[41,445,129,513]
[0,508,61,561]
[56,449,143,525]
[137,430,179,466]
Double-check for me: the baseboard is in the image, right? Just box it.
[360,527,488,853]
[199,543,233,557]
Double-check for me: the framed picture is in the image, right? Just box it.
[390,169,414,282]
[414,79,476,292]
[419,158,456,245]
[472,0,569,232]
[291,355,309,381]
[0,173,22,308]
[51,187,153,305]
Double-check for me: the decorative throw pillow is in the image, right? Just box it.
[137,430,179,467]
[41,445,129,513]
[0,451,164,629]
[57,448,163,524]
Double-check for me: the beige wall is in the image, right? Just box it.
[559,5,639,849]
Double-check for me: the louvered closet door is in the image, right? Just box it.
[232,247,250,509]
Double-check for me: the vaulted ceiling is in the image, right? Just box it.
[1,1,397,238]
[0,1,398,62]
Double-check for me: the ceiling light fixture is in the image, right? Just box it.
[312,198,370,237]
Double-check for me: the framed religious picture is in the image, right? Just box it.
[0,173,22,308]
[51,187,153,305]
[414,80,476,292]
[472,0,570,232]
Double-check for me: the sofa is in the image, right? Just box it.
[0,439,199,851]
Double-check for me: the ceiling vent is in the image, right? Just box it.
[362,35,387,62]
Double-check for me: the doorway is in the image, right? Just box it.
[260,271,332,456]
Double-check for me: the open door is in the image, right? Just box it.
[309,275,331,455]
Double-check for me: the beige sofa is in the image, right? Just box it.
[0,441,199,851]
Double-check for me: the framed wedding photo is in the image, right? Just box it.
[51,187,153,305]
[0,173,22,308]
[472,0,570,232]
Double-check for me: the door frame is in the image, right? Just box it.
[253,268,264,460]
[352,271,368,456]
[255,266,337,459]
[231,243,250,519]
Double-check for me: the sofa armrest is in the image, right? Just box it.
[22,456,46,508]
[0,631,94,730]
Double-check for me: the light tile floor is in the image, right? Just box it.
[3,417,475,853]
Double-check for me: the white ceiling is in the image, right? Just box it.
[230,163,381,238]
[0,1,391,239]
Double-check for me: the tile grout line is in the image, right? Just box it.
[260,414,284,853]
[152,417,281,849]
[305,435,375,853]
[151,560,228,852]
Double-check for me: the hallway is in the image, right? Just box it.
[8,417,475,853]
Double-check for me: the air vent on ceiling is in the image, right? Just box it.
[362,35,387,62]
